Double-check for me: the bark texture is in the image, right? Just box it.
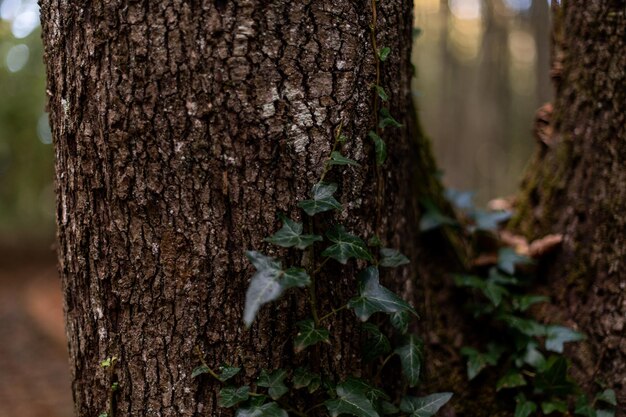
[514,0,626,409]
[40,1,442,416]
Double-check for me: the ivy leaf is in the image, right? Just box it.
[512,294,550,312]
[362,323,391,362]
[482,280,508,307]
[349,267,416,321]
[545,325,585,353]
[264,216,322,249]
[596,410,616,417]
[368,235,382,247]
[473,210,511,231]
[292,368,321,392]
[541,400,568,414]
[394,335,423,387]
[535,356,575,396]
[322,226,373,264]
[368,131,387,166]
[281,268,311,288]
[378,46,391,61]
[498,248,534,274]
[236,402,288,417]
[399,393,453,417]
[374,85,389,101]
[243,251,311,327]
[218,365,242,382]
[574,395,597,417]
[329,151,360,166]
[294,319,330,352]
[219,386,250,408]
[299,182,342,216]
[496,370,526,391]
[379,248,410,267]
[324,381,380,417]
[444,188,475,211]
[514,395,537,417]
[379,108,402,129]
[460,345,503,380]
[453,274,485,289]
[257,369,289,400]
[499,314,547,337]
[191,365,210,378]
[390,311,410,334]
[419,199,457,231]
[342,377,390,402]
[596,389,617,406]
[518,340,546,369]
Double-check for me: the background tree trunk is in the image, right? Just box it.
[514,0,626,409]
[40,1,447,416]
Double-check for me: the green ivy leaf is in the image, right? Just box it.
[235,402,288,417]
[514,395,537,417]
[541,400,568,414]
[460,345,503,380]
[329,151,360,166]
[368,234,382,247]
[374,85,389,101]
[349,267,416,321]
[512,294,550,312]
[257,369,289,400]
[379,248,410,267]
[379,108,402,129]
[399,393,453,417]
[499,314,547,337]
[497,248,534,274]
[394,335,423,387]
[322,226,373,264]
[473,210,511,231]
[362,323,391,362]
[419,199,457,231]
[453,274,485,289]
[219,386,250,408]
[545,325,585,353]
[292,368,321,392]
[191,365,210,378]
[342,377,390,402]
[390,311,410,334]
[596,410,615,417]
[294,319,330,352]
[218,365,242,382]
[518,340,546,369]
[574,395,597,417]
[324,381,380,417]
[596,389,617,406]
[264,216,322,249]
[243,251,311,326]
[535,356,575,396]
[368,131,387,166]
[483,280,508,307]
[412,28,423,38]
[378,47,391,62]
[496,370,526,391]
[298,182,342,216]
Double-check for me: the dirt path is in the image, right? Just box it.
[0,244,73,417]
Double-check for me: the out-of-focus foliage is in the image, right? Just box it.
[0,0,52,238]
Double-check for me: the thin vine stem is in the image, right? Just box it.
[318,304,349,323]
[194,346,221,381]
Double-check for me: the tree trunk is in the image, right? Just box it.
[40,1,446,416]
[513,0,626,409]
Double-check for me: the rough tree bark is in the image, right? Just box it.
[514,0,626,410]
[40,1,446,416]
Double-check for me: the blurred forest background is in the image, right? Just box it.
[0,1,550,416]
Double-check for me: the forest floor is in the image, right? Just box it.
[0,243,72,417]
